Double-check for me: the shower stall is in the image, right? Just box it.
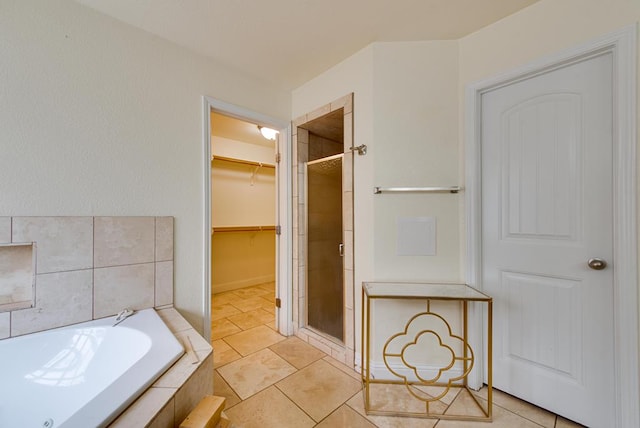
[305,154,344,342]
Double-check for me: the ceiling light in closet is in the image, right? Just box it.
[258,126,278,140]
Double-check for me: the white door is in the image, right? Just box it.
[481,52,614,427]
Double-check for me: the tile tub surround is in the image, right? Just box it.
[0,216,174,337]
[109,307,214,428]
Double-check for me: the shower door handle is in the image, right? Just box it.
[339,243,344,257]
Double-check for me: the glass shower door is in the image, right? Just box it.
[305,154,344,342]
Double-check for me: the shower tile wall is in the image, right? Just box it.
[0,216,174,339]
[291,93,356,367]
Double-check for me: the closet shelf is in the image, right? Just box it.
[212,225,276,233]
[211,155,275,169]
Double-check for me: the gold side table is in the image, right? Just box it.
[361,282,493,421]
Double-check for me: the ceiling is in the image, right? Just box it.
[75,0,540,91]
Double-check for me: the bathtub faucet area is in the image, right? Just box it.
[112,308,135,326]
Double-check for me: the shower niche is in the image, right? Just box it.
[292,93,355,366]
[0,243,35,312]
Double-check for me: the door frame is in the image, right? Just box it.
[464,25,638,427]
[202,96,292,340]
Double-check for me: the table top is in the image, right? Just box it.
[363,281,491,301]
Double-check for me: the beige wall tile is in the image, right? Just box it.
[292,115,308,128]
[343,152,353,191]
[344,112,353,149]
[297,127,308,143]
[330,94,352,112]
[94,263,154,318]
[148,397,175,428]
[174,353,214,425]
[343,191,353,232]
[0,312,9,339]
[11,269,93,336]
[344,269,354,310]
[174,327,212,353]
[157,307,193,333]
[306,104,331,122]
[12,217,93,274]
[154,348,211,389]
[155,217,174,262]
[109,387,175,428]
[94,217,154,268]
[0,217,10,243]
[155,261,173,307]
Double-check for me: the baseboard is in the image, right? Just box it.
[356,355,465,384]
[212,275,275,294]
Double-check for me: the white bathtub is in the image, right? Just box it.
[0,308,184,428]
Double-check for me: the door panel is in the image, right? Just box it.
[306,154,344,341]
[481,52,614,426]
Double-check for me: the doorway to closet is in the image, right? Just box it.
[210,111,278,342]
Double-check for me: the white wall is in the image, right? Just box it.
[372,41,460,281]
[0,0,290,333]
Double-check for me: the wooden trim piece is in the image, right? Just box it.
[212,225,276,233]
[212,155,275,169]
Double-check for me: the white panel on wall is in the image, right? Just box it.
[397,216,436,256]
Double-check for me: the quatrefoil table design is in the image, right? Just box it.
[361,282,493,421]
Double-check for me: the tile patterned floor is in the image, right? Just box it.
[212,283,585,428]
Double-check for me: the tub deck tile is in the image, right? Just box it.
[109,387,175,428]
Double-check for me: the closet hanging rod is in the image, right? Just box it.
[211,155,275,169]
[212,225,276,233]
[374,186,463,194]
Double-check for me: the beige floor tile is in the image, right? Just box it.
[227,308,273,330]
[556,416,586,427]
[212,303,242,321]
[366,383,450,415]
[414,384,460,405]
[322,356,361,380]
[444,388,489,419]
[211,318,242,340]
[438,389,542,427]
[231,295,274,312]
[224,386,315,428]
[214,370,241,408]
[218,348,296,399]
[316,404,377,427]
[277,359,362,422]
[224,325,286,356]
[267,319,277,330]
[212,339,241,367]
[474,387,556,427]
[346,391,438,428]
[257,282,275,292]
[259,296,274,310]
[212,291,241,306]
[269,336,326,369]
[232,285,271,299]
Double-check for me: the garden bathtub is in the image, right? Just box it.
[0,308,183,428]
